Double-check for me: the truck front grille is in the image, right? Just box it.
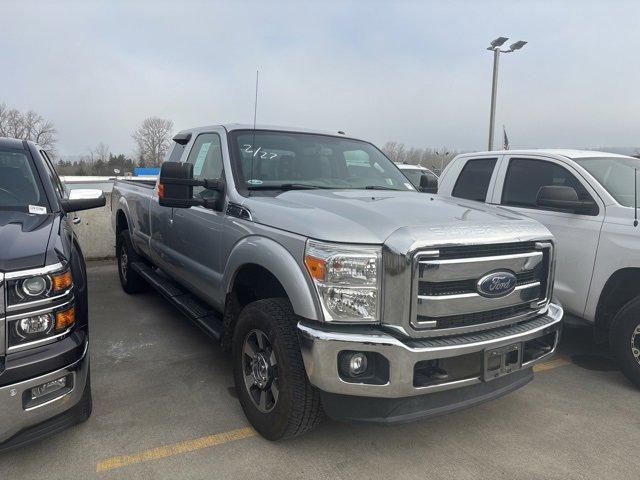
[411,242,552,335]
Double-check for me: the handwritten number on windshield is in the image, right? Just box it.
[242,144,278,159]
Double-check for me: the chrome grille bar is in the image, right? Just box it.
[416,282,541,317]
[410,242,552,335]
[418,251,543,282]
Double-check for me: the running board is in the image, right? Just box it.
[131,262,223,341]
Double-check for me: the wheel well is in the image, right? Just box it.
[595,268,640,336]
[221,264,288,351]
[116,210,129,237]
[231,263,288,309]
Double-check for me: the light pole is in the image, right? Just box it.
[487,37,527,150]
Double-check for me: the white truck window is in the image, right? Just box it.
[452,158,497,201]
[502,158,596,214]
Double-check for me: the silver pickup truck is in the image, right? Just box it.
[111,124,563,440]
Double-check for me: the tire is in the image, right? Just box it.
[232,298,323,440]
[116,229,147,294]
[610,296,640,388]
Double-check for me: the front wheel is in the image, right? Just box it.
[116,229,147,294]
[610,296,640,388]
[232,298,323,440]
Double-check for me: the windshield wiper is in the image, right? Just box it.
[247,183,334,191]
[363,185,401,191]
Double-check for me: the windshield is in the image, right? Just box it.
[230,130,411,193]
[575,156,640,207]
[0,148,49,212]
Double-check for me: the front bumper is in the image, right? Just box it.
[298,303,562,418]
[0,341,89,446]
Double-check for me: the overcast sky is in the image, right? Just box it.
[3,0,639,156]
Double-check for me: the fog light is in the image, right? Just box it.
[16,314,53,338]
[31,377,67,400]
[349,353,368,375]
[22,276,48,297]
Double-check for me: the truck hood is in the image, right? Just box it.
[244,190,552,245]
[0,211,55,272]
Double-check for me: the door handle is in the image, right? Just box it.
[72,216,81,225]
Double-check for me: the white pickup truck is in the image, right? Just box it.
[438,149,640,388]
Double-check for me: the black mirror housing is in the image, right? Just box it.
[158,161,225,210]
[419,173,438,193]
[536,185,596,214]
[159,162,195,208]
[60,196,106,213]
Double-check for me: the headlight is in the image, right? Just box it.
[8,268,73,304]
[304,240,381,323]
[22,276,50,296]
[9,305,76,348]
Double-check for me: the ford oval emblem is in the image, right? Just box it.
[476,270,517,298]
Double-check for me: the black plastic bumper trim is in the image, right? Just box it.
[320,367,533,423]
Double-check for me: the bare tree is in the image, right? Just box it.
[132,117,174,167]
[0,102,57,153]
[381,140,459,174]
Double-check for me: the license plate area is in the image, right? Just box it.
[484,343,522,381]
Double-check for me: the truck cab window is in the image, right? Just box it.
[452,158,497,201]
[502,158,595,212]
[186,133,223,198]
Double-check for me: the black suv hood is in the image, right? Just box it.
[0,211,55,272]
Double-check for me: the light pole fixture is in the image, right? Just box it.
[487,37,527,150]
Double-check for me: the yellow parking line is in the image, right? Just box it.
[533,356,571,372]
[96,357,571,472]
[96,427,256,473]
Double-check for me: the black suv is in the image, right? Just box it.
[0,137,104,452]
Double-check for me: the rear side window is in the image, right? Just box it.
[502,158,595,212]
[452,158,497,201]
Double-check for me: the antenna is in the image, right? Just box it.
[253,69,259,132]
[634,168,638,227]
[251,70,259,182]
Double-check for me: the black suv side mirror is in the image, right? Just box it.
[419,173,438,194]
[536,185,596,214]
[158,162,225,210]
[60,189,106,213]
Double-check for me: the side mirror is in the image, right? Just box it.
[158,161,225,210]
[419,173,438,193]
[536,186,596,214]
[60,189,106,213]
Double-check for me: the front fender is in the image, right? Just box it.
[223,236,321,321]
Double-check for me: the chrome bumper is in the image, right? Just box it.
[0,343,89,444]
[298,303,562,399]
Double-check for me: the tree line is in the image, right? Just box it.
[2,101,460,176]
[1,101,173,175]
[381,141,460,174]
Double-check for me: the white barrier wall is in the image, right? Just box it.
[62,176,156,260]
[73,192,115,259]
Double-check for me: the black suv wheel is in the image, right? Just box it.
[232,298,323,440]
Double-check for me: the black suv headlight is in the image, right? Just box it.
[7,268,73,305]
[6,265,75,350]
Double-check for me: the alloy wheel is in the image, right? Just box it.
[632,323,640,366]
[120,243,128,280]
[242,329,279,413]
